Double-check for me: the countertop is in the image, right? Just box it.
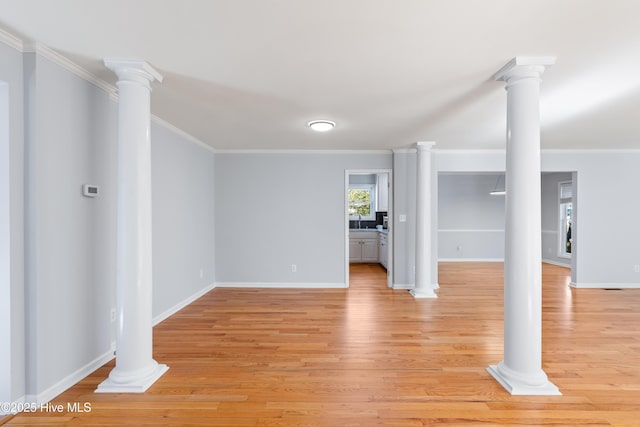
[350,228,388,234]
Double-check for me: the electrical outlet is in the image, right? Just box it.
[199,268,204,279]
[456,245,462,252]
[291,264,297,273]
[110,308,116,322]
[634,265,640,273]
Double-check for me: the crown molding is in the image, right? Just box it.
[23,42,117,97]
[541,148,640,154]
[150,115,216,154]
[0,27,24,51]
[433,148,506,154]
[6,30,211,153]
[216,149,392,155]
[392,148,416,154]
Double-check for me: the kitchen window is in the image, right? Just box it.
[348,185,376,220]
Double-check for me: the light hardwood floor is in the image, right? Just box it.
[3,262,640,426]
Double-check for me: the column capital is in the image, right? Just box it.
[415,141,436,151]
[104,59,163,87]
[494,56,556,84]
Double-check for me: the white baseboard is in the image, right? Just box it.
[0,395,25,416]
[153,283,216,326]
[215,282,347,289]
[438,258,504,262]
[392,283,439,290]
[570,282,640,289]
[542,259,571,268]
[26,348,114,406]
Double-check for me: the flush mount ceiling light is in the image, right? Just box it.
[307,120,336,132]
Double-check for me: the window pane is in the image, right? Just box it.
[349,189,371,217]
[564,202,572,254]
[560,182,572,201]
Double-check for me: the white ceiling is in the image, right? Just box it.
[1,0,639,151]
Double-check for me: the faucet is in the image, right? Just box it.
[357,214,361,229]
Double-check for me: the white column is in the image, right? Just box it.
[411,141,437,299]
[97,59,168,393]
[487,57,560,395]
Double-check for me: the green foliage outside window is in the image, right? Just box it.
[348,189,371,217]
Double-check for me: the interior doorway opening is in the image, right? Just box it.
[345,169,392,288]
[437,171,576,275]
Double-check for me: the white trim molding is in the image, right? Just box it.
[439,258,504,262]
[569,282,640,289]
[26,349,114,405]
[24,42,117,97]
[392,148,417,154]
[439,229,504,233]
[152,283,216,326]
[0,28,23,51]
[1,28,213,153]
[542,148,640,154]
[0,395,26,416]
[216,149,391,155]
[150,114,216,154]
[215,282,347,289]
[542,259,570,268]
[392,283,414,290]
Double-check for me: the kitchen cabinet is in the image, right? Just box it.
[349,231,379,263]
[377,173,389,211]
[378,231,388,269]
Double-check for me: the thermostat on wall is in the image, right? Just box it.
[83,184,99,197]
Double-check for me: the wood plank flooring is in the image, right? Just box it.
[3,262,640,426]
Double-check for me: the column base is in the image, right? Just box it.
[487,362,560,396]
[96,362,169,393]
[409,288,438,299]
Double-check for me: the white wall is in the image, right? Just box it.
[0,41,26,407]
[544,151,640,287]
[14,48,218,404]
[435,150,640,288]
[215,152,392,287]
[151,124,216,321]
[438,173,505,261]
[0,79,11,407]
[23,52,117,402]
[392,151,416,287]
[541,172,572,267]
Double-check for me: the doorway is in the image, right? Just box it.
[437,171,576,275]
[344,169,392,288]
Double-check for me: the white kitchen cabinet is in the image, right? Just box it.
[349,231,379,263]
[378,232,388,269]
[349,239,363,262]
[361,239,378,261]
[376,173,389,211]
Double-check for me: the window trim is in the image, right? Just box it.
[558,181,572,259]
[348,184,376,220]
